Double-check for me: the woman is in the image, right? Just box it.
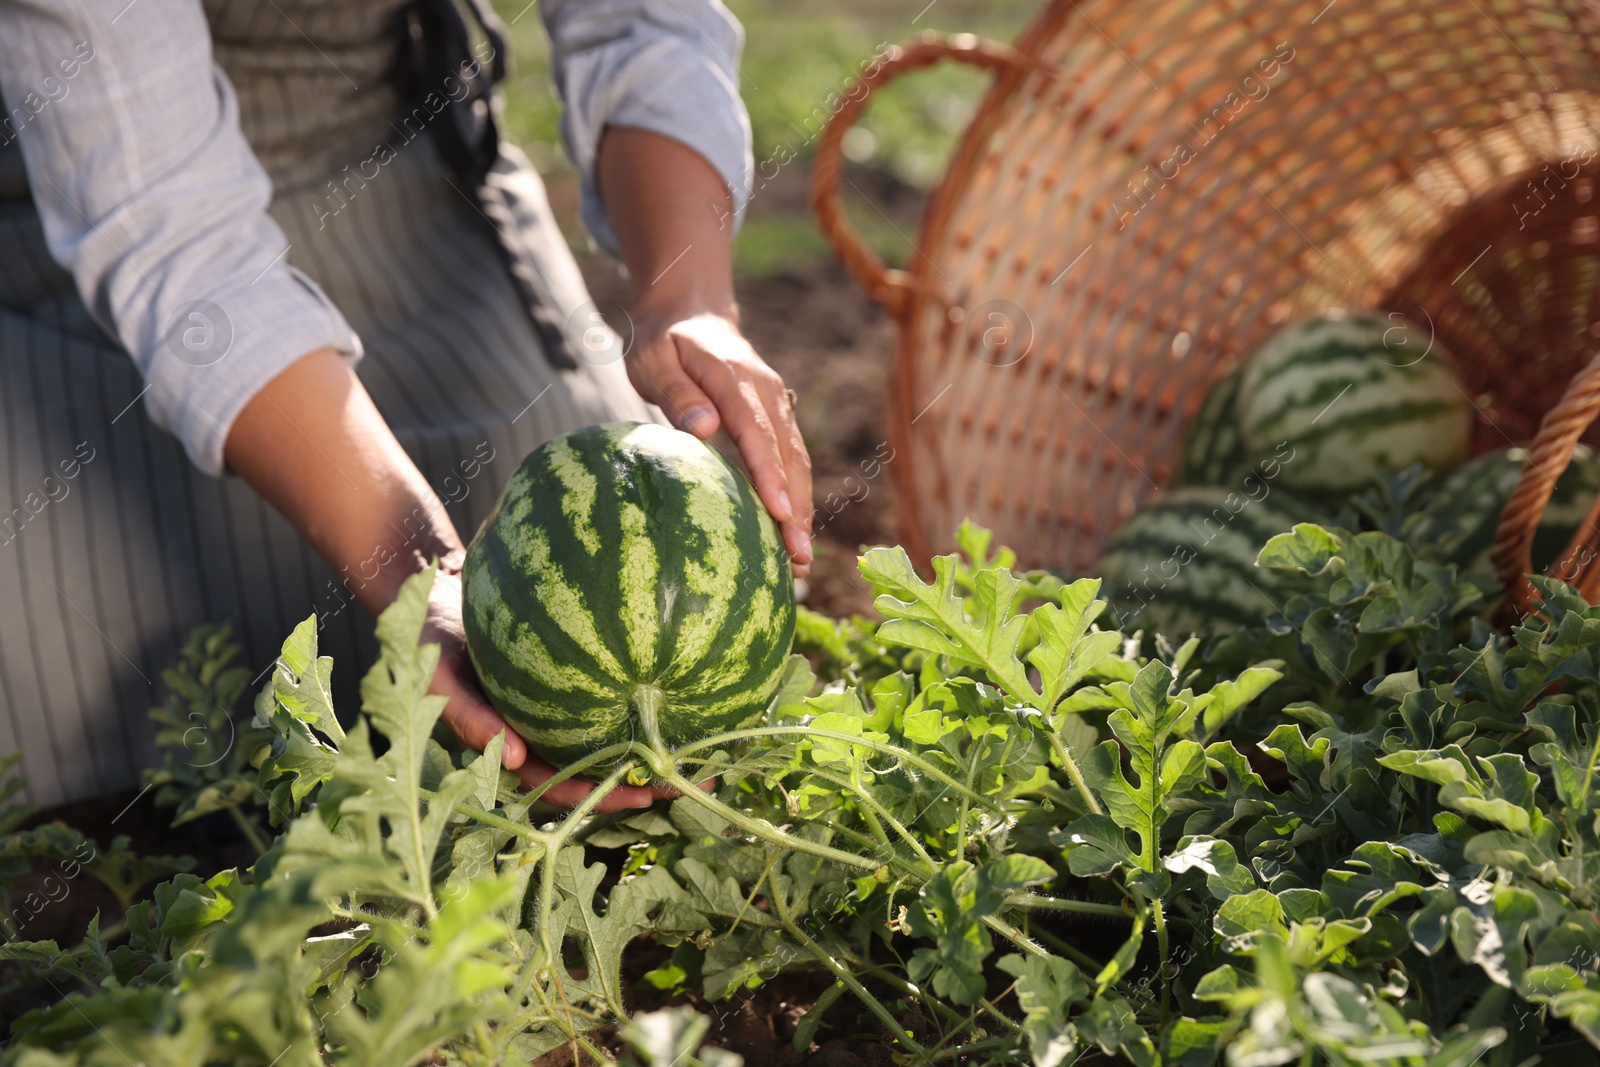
[0,0,812,811]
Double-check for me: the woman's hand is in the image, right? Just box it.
[424,565,674,812]
[597,126,814,577]
[625,307,813,577]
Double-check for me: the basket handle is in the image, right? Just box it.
[809,32,1030,319]
[1492,349,1600,615]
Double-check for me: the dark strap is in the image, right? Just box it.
[395,0,580,370]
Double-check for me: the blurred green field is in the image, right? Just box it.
[488,0,1036,276]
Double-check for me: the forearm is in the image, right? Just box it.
[595,126,814,572]
[223,347,461,614]
[597,126,737,322]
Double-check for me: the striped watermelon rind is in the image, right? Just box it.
[1174,363,1249,487]
[1412,443,1600,577]
[1098,485,1331,635]
[1236,311,1474,498]
[462,422,797,768]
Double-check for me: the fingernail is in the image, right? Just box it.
[681,407,714,434]
[794,529,812,559]
[776,490,793,519]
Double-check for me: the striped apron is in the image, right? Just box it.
[0,0,662,806]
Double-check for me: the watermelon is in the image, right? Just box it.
[1411,444,1600,579]
[1236,311,1474,498]
[1174,363,1248,487]
[1098,485,1329,635]
[462,422,796,768]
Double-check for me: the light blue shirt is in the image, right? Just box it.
[0,0,752,477]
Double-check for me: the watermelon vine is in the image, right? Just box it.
[11,515,1600,1064]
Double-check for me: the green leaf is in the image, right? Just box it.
[977,855,1055,898]
[998,953,1089,1067]
[551,849,696,1013]
[1215,889,1288,955]
[1379,745,1476,786]
[1448,884,1541,989]
[1192,964,1240,1003]
[865,671,914,732]
[1059,814,1138,877]
[860,548,1036,702]
[1093,909,1145,994]
[1031,577,1123,712]
[1257,523,1343,576]
[1164,836,1255,900]
[328,875,518,1066]
[1184,666,1281,740]
[465,730,507,811]
[765,654,816,719]
[1164,1016,1230,1067]
[1075,994,1158,1067]
[791,981,846,1053]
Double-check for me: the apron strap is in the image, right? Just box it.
[396,0,580,370]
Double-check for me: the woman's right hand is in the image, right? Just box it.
[226,348,679,813]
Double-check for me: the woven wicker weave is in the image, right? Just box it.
[811,1,1600,613]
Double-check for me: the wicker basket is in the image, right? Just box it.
[811,0,1600,615]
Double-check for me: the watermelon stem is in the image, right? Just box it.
[417,790,546,842]
[629,684,670,755]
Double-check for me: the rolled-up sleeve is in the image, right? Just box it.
[0,0,361,477]
[540,0,754,254]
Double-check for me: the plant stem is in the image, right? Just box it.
[771,882,931,1063]
[673,727,1005,812]
[1153,896,1171,1029]
[955,739,982,861]
[1046,732,1103,815]
[647,761,882,873]
[1003,892,1130,918]
[631,685,668,753]
[228,805,272,856]
[520,741,638,806]
[417,788,547,843]
[858,965,968,1029]
[928,1037,1013,1063]
[980,914,1050,959]
[806,767,938,871]
[1026,923,1106,972]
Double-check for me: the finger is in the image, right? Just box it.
[627,338,720,439]
[679,344,794,530]
[424,574,531,771]
[752,376,814,570]
[441,699,529,771]
[432,665,528,770]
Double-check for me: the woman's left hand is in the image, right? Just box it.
[596,126,814,579]
[625,307,813,578]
